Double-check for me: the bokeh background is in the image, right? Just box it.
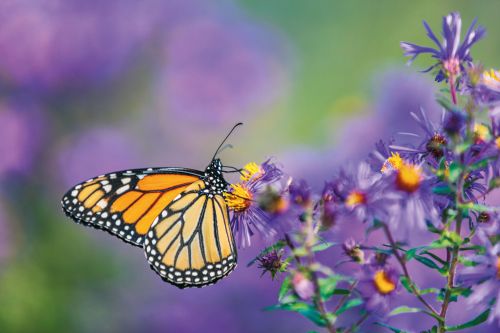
[0,1,499,332]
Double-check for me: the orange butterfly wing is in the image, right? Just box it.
[144,179,237,288]
[61,168,203,246]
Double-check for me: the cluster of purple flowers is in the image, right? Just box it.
[230,12,499,332]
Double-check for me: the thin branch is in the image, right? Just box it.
[382,224,439,316]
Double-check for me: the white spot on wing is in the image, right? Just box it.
[116,185,130,194]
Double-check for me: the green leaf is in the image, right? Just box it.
[374,322,408,333]
[449,287,472,299]
[445,308,490,331]
[366,219,385,235]
[458,256,478,267]
[330,288,351,295]
[318,275,344,301]
[312,241,336,253]
[247,240,286,267]
[448,162,462,182]
[425,220,443,234]
[400,276,438,296]
[405,246,427,261]
[414,255,443,272]
[335,298,363,315]
[265,302,327,327]
[278,276,291,302]
[433,184,453,195]
[400,276,413,294]
[388,306,424,316]
[421,251,446,265]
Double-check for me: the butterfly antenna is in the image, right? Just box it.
[222,165,245,176]
[212,122,243,160]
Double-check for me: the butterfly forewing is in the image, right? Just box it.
[144,179,237,288]
[61,168,203,246]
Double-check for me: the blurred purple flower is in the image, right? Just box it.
[288,179,312,208]
[473,68,500,107]
[281,69,442,190]
[161,16,286,123]
[328,162,389,223]
[401,12,485,83]
[56,127,144,187]
[0,0,168,91]
[460,240,500,326]
[0,99,44,178]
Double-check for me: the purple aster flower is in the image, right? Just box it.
[245,159,284,189]
[328,162,389,223]
[357,264,399,315]
[159,15,287,123]
[390,108,449,165]
[0,0,167,91]
[56,127,144,187]
[460,240,500,326]
[224,160,285,247]
[0,99,45,179]
[401,12,485,84]
[384,161,441,233]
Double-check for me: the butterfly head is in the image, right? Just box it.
[203,158,228,194]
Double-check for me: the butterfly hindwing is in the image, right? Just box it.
[61,167,203,246]
[144,178,237,288]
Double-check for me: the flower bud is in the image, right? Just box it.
[343,238,365,264]
[257,250,287,279]
[292,272,315,300]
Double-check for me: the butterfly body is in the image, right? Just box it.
[61,158,237,288]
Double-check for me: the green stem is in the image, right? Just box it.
[382,224,439,316]
[285,228,336,333]
[449,75,457,105]
[438,215,463,333]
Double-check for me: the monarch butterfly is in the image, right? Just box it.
[61,124,243,288]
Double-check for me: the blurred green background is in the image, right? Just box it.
[0,1,499,332]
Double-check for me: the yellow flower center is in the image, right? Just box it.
[224,184,253,212]
[396,162,422,193]
[482,68,500,90]
[474,123,490,143]
[345,191,366,208]
[240,162,263,182]
[381,152,403,174]
[495,136,500,150]
[373,270,396,295]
